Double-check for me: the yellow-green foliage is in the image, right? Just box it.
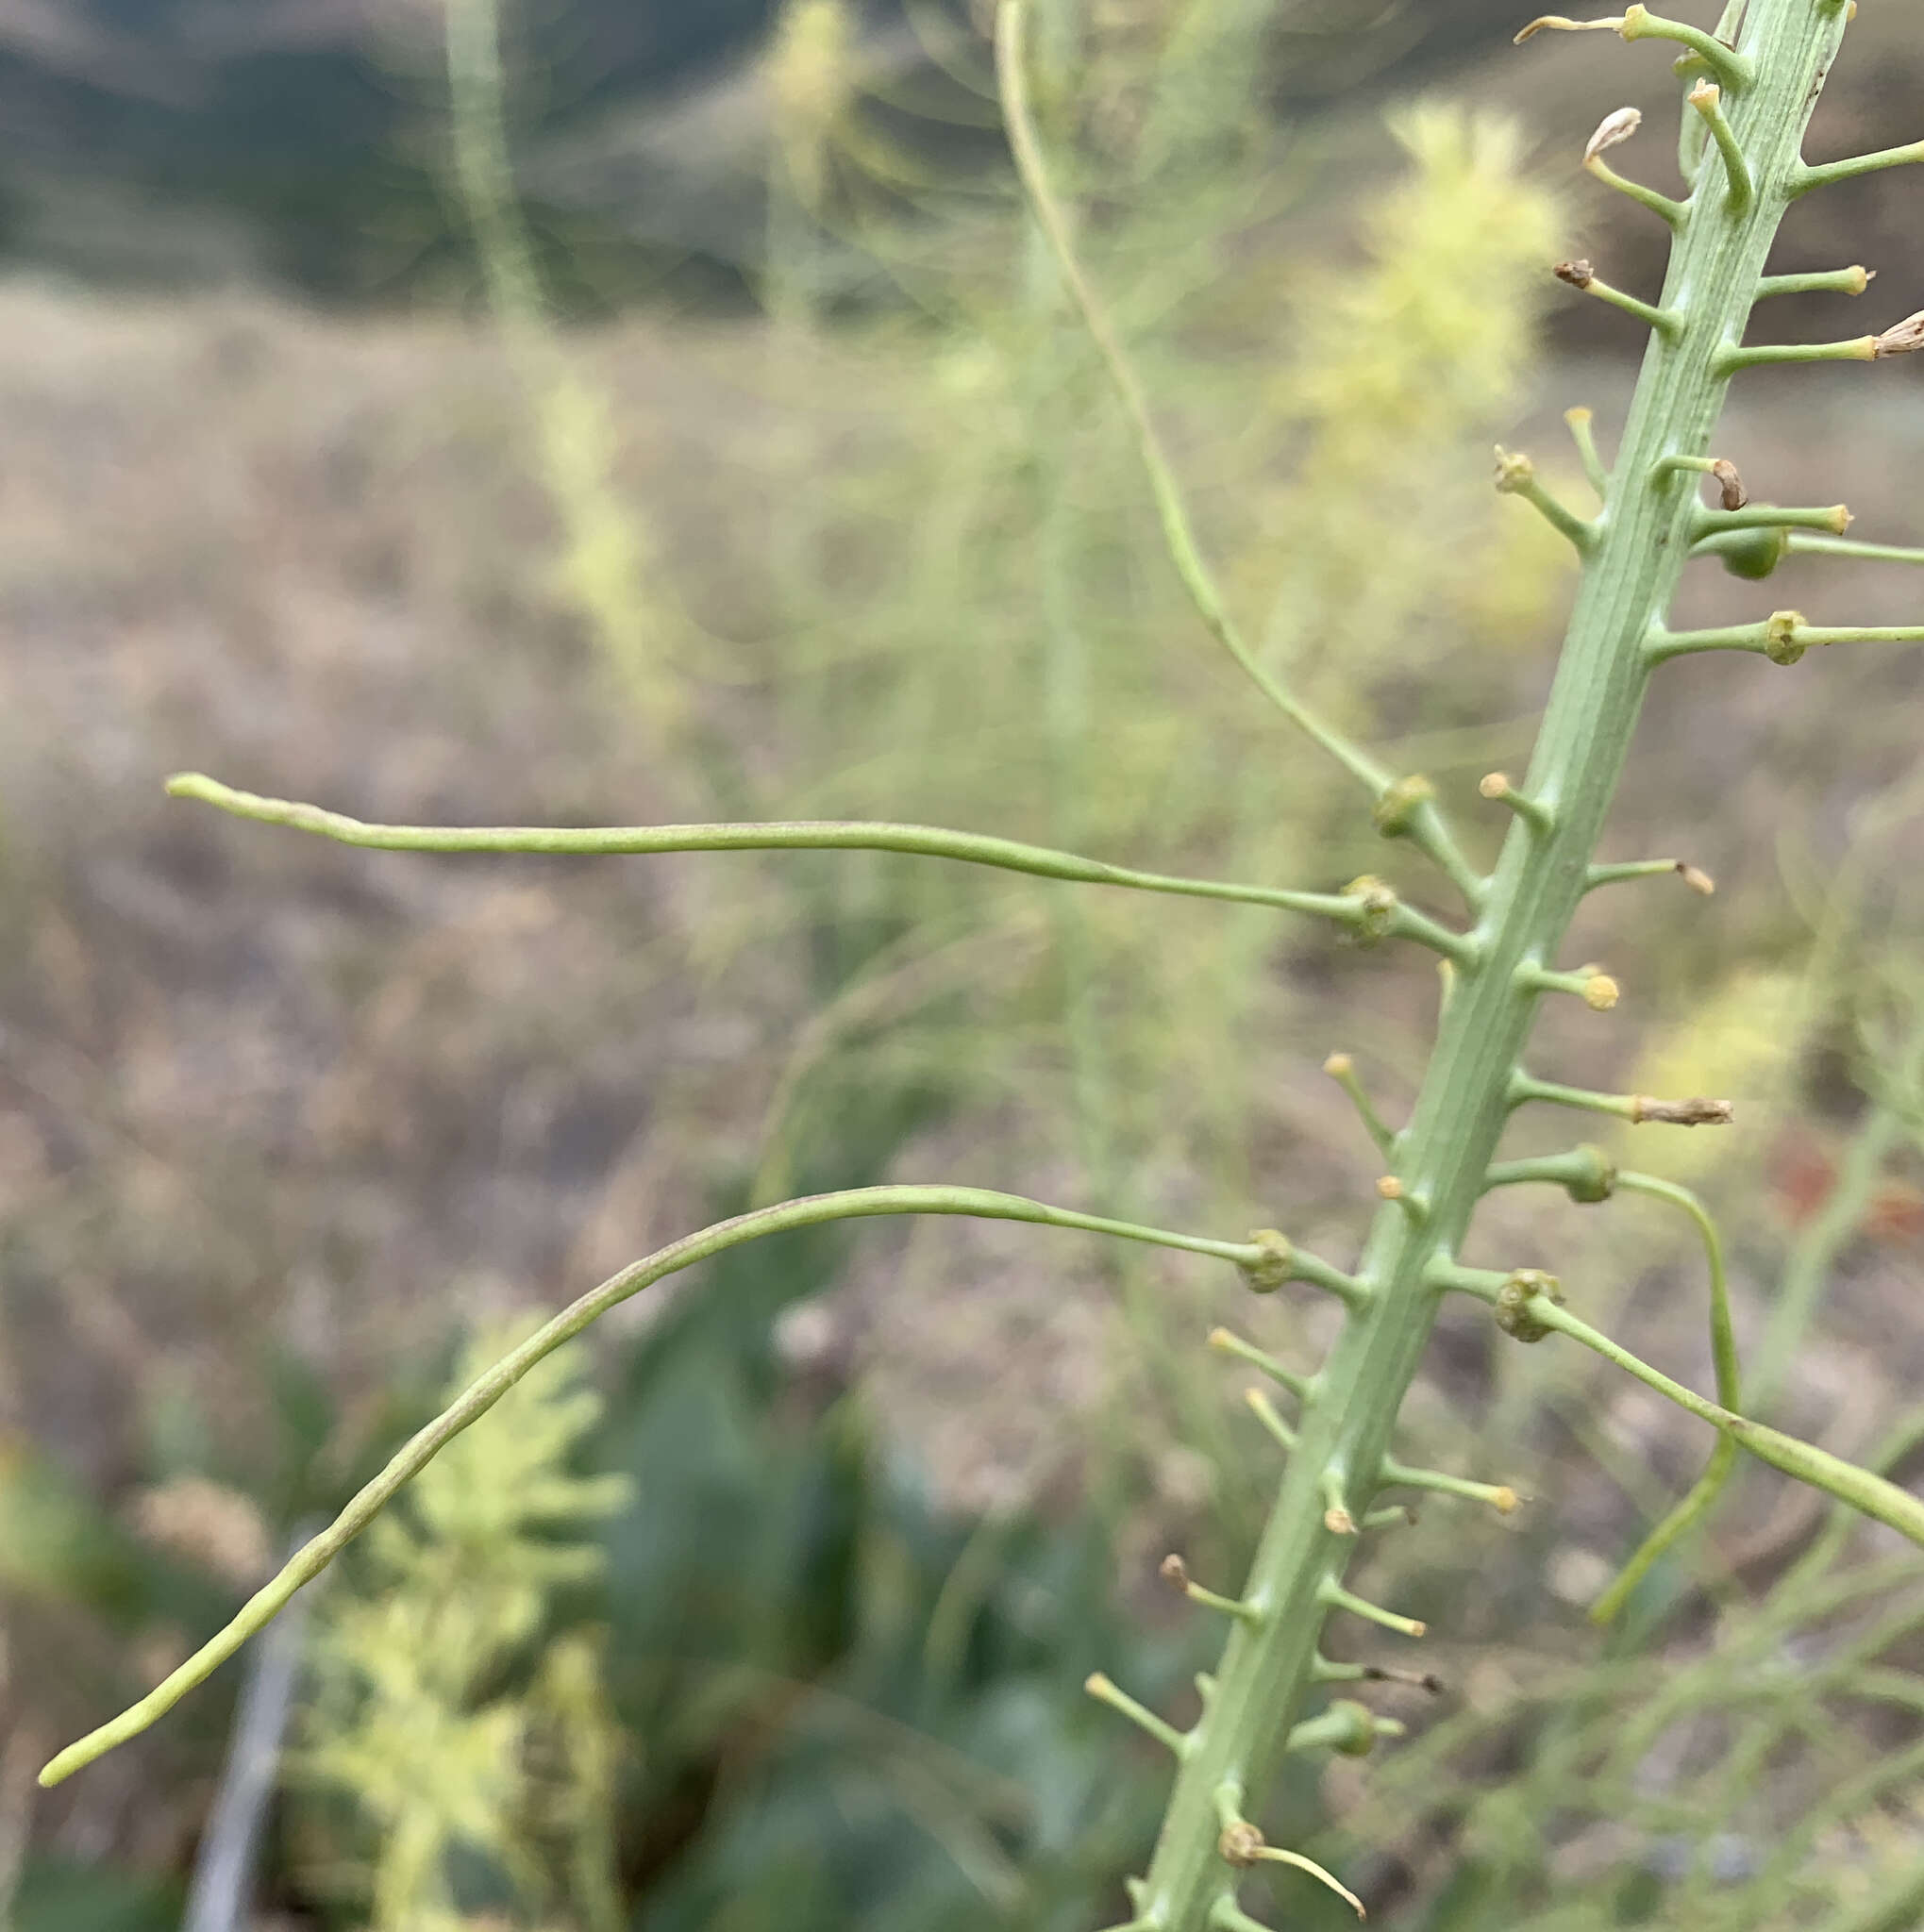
[745,103,1567,1217]
[444,0,691,747]
[1254,106,1571,699]
[1621,964,1809,1183]
[442,0,1566,1247]
[292,1327,631,1931]
[1330,1454,1924,1931]
[530,367,693,740]
[770,0,861,208]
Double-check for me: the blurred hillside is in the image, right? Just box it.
[4,0,1920,337]
[0,0,1562,300]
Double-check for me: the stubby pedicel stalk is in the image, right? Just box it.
[37,5,1924,1926]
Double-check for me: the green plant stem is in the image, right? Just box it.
[1455,1283,1924,1549]
[1583,857,1715,895]
[1621,8,1755,88]
[993,0,1487,913]
[1051,10,1907,1923]
[163,774,1467,958]
[1568,274,1681,335]
[1788,533,1924,567]
[1755,265,1874,300]
[1792,138,1924,195]
[1714,336,1877,371]
[1648,618,1924,661]
[1690,82,1754,210]
[1693,503,1852,537]
[994,6,1373,790]
[56,11,1918,1925]
[1587,1174,1739,1624]
[1585,156,1687,228]
[38,1184,1267,1789]
[1564,408,1610,495]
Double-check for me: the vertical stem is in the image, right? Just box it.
[1132,8,1859,1924]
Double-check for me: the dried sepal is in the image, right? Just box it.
[1361,1663,1447,1694]
[1213,1816,1368,1918]
[1240,1226,1294,1292]
[1496,1270,1564,1344]
[1873,309,1924,358]
[1343,874,1400,942]
[1371,774,1436,838]
[1564,1143,1617,1204]
[1586,106,1644,162]
[1765,608,1807,666]
[1630,1094,1734,1125]
[1516,13,1627,43]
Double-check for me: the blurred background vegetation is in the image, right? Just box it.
[3,1,1923,1927]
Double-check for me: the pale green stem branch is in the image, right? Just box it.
[1688,80,1753,210]
[1787,533,1924,567]
[1588,1174,1741,1624]
[1584,156,1686,228]
[1564,407,1610,496]
[165,774,1469,958]
[1561,267,1681,336]
[993,0,1484,910]
[1691,503,1852,538]
[993,1,1379,792]
[1648,616,1924,662]
[1754,265,1874,300]
[1481,1145,1616,1200]
[1450,1278,1924,1550]
[1715,336,1877,372]
[1518,8,1755,88]
[40,1185,1260,1788]
[1497,449,1600,552]
[1584,857,1716,895]
[1791,139,1924,196]
[1621,7,1756,88]
[1322,1052,1399,1160]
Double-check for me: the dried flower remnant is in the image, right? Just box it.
[1586,106,1644,161]
[1873,309,1924,358]
[1630,1095,1735,1126]
[1516,14,1630,43]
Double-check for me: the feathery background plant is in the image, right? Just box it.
[288,1324,629,1932]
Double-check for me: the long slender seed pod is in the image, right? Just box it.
[161,774,1470,957]
[38,1186,1265,1788]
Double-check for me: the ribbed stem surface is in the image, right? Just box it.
[1138,7,1855,1924]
